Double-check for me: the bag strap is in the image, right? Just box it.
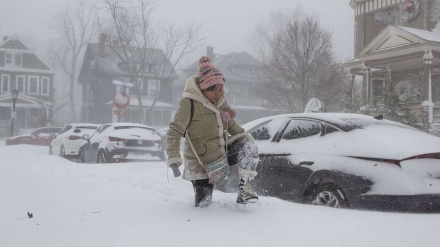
[186,133,204,166]
[182,98,194,138]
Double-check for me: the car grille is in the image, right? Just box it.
[124,140,154,147]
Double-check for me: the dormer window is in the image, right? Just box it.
[5,52,23,67]
[241,66,260,77]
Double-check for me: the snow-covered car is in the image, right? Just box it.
[77,123,165,163]
[5,127,62,146]
[216,113,440,212]
[49,123,100,158]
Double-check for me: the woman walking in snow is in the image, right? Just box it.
[166,56,259,207]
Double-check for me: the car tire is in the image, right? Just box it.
[97,150,107,163]
[306,183,349,208]
[49,145,53,155]
[60,145,66,158]
[78,150,85,163]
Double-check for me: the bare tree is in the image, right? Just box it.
[97,0,203,125]
[51,0,95,122]
[255,13,347,112]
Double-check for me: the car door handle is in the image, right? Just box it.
[299,161,314,166]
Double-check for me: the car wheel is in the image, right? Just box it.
[49,145,53,155]
[78,150,85,163]
[97,150,107,163]
[60,145,66,158]
[307,184,349,208]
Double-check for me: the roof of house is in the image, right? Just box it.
[184,51,264,82]
[398,25,440,43]
[85,43,178,79]
[0,34,55,74]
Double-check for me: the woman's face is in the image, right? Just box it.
[203,84,223,103]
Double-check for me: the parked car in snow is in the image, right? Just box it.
[77,123,165,163]
[49,123,100,158]
[5,127,62,146]
[216,113,440,212]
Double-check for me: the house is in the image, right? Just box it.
[0,35,55,137]
[179,47,281,125]
[344,0,440,127]
[77,35,177,127]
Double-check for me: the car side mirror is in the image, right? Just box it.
[83,134,91,141]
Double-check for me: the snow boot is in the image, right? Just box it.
[237,178,258,204]
[192,179,214,208]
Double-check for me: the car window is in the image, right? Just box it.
[99,125,111,133]
[50,128,62,133]
[60,125,72,134]
[32,129,43,135]
[249,121,272,141]
[282,120,321,140]
[325,124,339,135]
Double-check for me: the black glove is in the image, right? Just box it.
[170,163,182,177]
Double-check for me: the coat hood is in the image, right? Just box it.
[182,75,226,109]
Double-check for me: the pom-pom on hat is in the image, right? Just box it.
[197,56,225,91]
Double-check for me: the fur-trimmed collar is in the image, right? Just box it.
[182,75,226,109]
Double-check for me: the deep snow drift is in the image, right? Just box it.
[1,142,440,247]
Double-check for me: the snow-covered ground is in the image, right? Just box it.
[1,141,440,247]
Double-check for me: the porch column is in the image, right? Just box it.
[386,65,392,93]
[423,49,434,123]
[362,66,370,105]
[349,74,355,104]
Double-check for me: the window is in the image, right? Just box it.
[282,120,321,140]
[1,74,10,93]
[28,76,39,95]
[41,77,50,95]
[241,66,260,77]
[30,108,40,117]
[148,79,160,97]
[372,79,383,97]
[14,54,22,66]
[249,121,272,141]
[5,54,12,65]
[5,52,22,67]
[325,125,339,135]
[16,75,25,94]
[152,110,162,126]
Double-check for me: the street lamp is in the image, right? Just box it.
[10,89,18,137]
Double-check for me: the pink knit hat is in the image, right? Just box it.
[198,56,225,91]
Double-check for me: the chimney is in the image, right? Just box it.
[207,46,214,60]
[3,36,9,42]
[98,33,106,57]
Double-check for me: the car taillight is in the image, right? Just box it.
[109,136,127,142]
[69,135,82,140]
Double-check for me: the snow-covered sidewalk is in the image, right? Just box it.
[1,142,440,247]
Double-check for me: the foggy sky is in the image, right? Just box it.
[0,0,354,66]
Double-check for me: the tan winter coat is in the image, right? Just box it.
[166,75,246,180]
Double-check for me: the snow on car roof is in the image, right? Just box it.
[242,113,376,131]
[105,122,155,129]
[68,123,100,127]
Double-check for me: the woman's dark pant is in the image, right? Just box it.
[191,179,213,207]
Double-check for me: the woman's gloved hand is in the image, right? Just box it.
[170,163,182,177]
